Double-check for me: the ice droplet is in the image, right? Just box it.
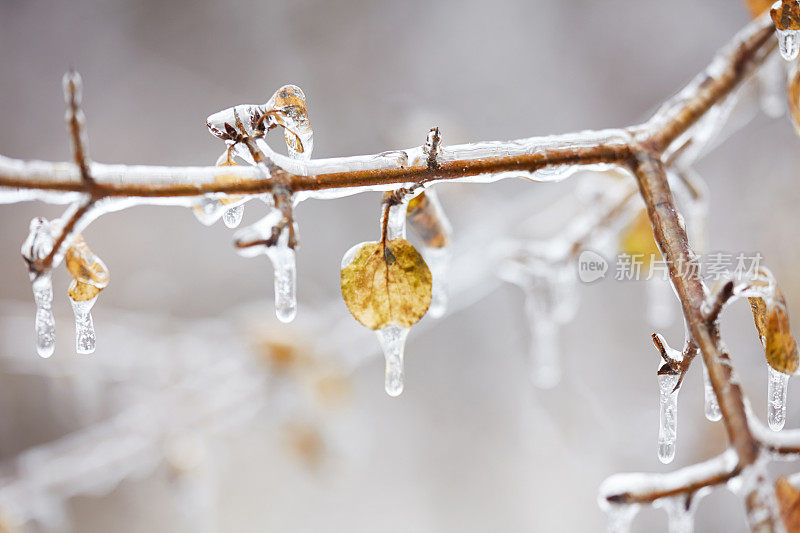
[658,372,680,464]
[425,247,451,318]
[71,295,98,354]
[222,205,244,228]
[703,364,722,422]
[376,325,409,397]
[21,217,56,358]
[778,29,800,61]
[767,366,790,431]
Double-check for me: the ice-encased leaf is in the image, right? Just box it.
[340,238,432,330]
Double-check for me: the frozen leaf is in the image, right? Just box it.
[620,209,661,267]
[772,0,800,30]
[407,191,450,248]
[340,238,432,330]
[263,85,313,160]
[749,290,799,375]
[65,235,109,295]
[776,477,800,532]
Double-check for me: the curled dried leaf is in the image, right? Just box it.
[772,0,800,30]
[340,238,432,330]
[749,289,799,374]
[65,235,109,294]
[620,209,661,267]
[266,85,312,157]
[407,192,450,248]
[776,476,800,532]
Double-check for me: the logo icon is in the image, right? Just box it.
[577,250,608,283]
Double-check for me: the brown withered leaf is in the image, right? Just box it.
[776,476,800,532]
[772,0,800,30]
[746,0,776,17]
[340,238,432,330]
[749,289,800,375]
[620,209,661,267]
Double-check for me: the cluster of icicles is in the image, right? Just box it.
[21,217,109,357]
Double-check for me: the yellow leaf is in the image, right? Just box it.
[750,290,799,375]
[776,476,800,532]
[68,280,101,302]
[340,238,432,330]
[65,235,109,302]
[620,209,661,267]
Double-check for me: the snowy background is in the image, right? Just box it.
[1,0,799,531]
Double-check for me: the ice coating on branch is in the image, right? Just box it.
[703,363,722,422]
[21,217,56,357]
[497,242,579,389]
[768,365,790,431]
[71,296,97,354]
[778,29,800,61]
[233,210,297,323]
[728,455,781,530]
[376,325,409,397]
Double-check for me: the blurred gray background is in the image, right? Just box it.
[1,0,800,531]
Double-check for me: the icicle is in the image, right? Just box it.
[658,371,681,464]
[64,235,109,355]
[222,205,244,228]
[376,325,409,397]
[778,29,800,61]
[32,274,55,358]
[233,210,298,323]
[660,496,696,533]
[703,364,722,422]
[599,502,639,533]
[768,366,790,431]
[71,295,97,354]
[21,217,56,358]
[497,243,579,389]
[525,299,560,389]
[267,242,297,323]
